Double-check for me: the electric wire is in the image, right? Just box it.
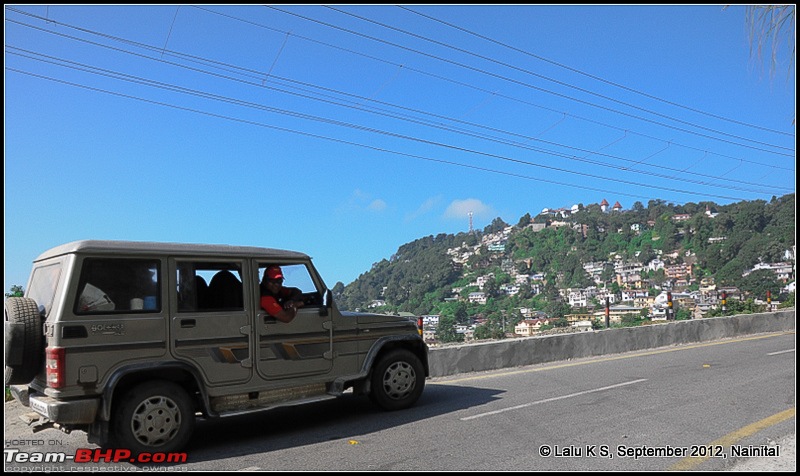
[268,5,793,155]
[7,35,789,199]
[397,5,793,138]
[6,65,756,203]
[7,15,794,188]
[326,4,793,145]
[4,7,794,202]
[194,5,795,160]
[28,3,786,168]
[5,39,792,195]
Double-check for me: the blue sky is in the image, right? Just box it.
[4,5,796,292]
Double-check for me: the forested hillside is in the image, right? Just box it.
[335,194,795,317]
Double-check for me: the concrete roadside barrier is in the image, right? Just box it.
[428,310,795,377]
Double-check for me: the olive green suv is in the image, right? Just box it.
[5,240,428,454]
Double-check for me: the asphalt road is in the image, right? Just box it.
[4,331,795,471]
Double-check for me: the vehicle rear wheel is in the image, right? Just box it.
[111,381,195,454]
[369,349,425,411]
[4,297,44,385]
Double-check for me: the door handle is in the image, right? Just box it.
[180,319,196,328]
[262,314,276,324]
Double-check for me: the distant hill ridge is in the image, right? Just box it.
[336,194,795,316]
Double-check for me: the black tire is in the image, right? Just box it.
[369,349,425,411]
[111,381,195,454]
[4,297,44,385]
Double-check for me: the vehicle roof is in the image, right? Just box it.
[34,240,310,262]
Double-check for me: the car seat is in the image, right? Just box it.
[208,270,243,309]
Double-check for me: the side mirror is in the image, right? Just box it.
[320,289,332,317]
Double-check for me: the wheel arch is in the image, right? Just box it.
[363,336,429,378]
[99,362,209,422]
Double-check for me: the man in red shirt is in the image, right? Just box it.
[260,265,305,323]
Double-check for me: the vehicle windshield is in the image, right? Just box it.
[26,262,62,317]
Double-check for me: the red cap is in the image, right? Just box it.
[265,265,284,280]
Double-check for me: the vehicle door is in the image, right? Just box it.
[169,258,252,386]
[67,256,168,391]
[254,262,333,380]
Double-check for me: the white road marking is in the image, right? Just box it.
[460,378,648,421]
[767,349,795,356]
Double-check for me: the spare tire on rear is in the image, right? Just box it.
[5,297,44,385]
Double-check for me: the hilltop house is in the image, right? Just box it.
[514,318,551,337]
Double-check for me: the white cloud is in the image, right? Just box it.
[406,195,442,222]
[350,189,371,204]
[336,189,388,214]
[368,199,387,212]
[444,198,493,220]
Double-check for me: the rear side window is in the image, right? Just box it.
[75,258,160,314]
[27,262,62,317]
[176,261,244,312]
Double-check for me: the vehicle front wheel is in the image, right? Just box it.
[111,381,195,454]
[369,349,425,411]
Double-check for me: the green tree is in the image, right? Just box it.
[600,262,616,284]
[739,269,782,299]
[552,317,570,328]
[331,281,345,302]
[475,311,506,339]
[517,280,533,300]
[675,307,692,321]
[436,314,463,343]
[5,285,24,298]
[778,291,795,309]
[653,213,678,250]
[484,217,509,234]
[546,300,572,320]
[620,313,641,326]
[708,298,767,317]
[636,241,657,265]
[483,278,500,299]
[454,301,470,326]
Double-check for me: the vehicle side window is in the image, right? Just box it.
[177,261,244,312]
[75,258,160,314]
[27,262,61,317]
[258,263,322,307]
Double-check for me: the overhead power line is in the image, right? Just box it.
[5,22,794,189]
[397,5,794,138]
[269,5,794,154]
[6,38,790,199]
[6,65,760,203]
[7,11,793,181]
[5,6,794,203]
[188,6,794,161]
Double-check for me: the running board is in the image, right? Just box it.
[209,383,329,414]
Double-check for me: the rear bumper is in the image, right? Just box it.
[28,393,100,425]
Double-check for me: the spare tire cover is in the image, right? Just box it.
[4,297,44,385]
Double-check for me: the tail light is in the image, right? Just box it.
[46,347,65,389]
[417,316,423,337]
